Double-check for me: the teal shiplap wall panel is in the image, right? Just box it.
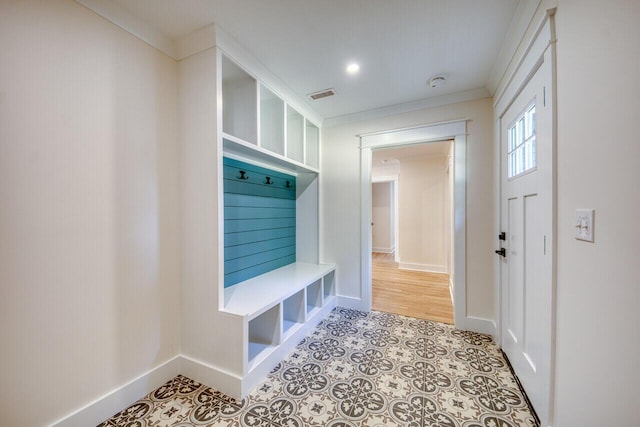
[224,227,295,247]
[223,254,297,288]
[224,217,295,233]
[223,157,296,288]
[224,236,296,261]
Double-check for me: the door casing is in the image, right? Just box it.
[493,9,557,427]
[360,120,478,330]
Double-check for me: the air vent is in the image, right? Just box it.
[307,88,336,100]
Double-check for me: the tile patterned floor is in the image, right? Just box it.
[99,308,539,426]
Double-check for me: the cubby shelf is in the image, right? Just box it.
[222,262,335,318]
[222,53,320,172]
[222,262,337,378]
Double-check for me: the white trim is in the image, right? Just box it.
[398,262,446,274]
[335,295,368,312]
[51,356,181,427]
[75,0,177,58]
[372,247,395,254]
[325,88,490,128]
[180,355,243,400]
[455,317,497,337]
[175,24,216,60]
[487,0,544,94]
[360,120,471,329]
[359,120,467,148]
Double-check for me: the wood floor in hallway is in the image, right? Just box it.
[372,252,454,324]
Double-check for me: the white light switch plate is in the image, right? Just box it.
[575,209,595,242]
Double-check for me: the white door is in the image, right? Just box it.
[498,55,554,424]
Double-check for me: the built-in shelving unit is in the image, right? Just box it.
[183,49,332,399]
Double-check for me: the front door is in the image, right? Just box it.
[498,54,554,424]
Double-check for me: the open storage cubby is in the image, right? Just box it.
[248,304,280,369]
[286,105,304,163]
[306,279,323,317]
[222,55,257,145]
[323,269,336,300]
[282,289,305,338]
[259,84,285,155]
[306,120,320,169]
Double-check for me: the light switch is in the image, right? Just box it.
[575,209,595,242]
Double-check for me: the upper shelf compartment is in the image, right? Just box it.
[221,53,321,176]
[222,55,257,145]
[260,84,285,156]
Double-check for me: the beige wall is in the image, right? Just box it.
[372,182,394,253]
[0,1,180,425]
[397,155,448,271]
[552,1,640,424]
[321,97,494,320]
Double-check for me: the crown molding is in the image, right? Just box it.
[75,0,177,58]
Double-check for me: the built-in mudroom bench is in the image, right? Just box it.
[179,25,334,400]
[221,262,335,396]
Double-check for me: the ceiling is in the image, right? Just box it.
[105,0,521,121]
[372,140,451,169]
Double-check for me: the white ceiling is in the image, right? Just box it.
[372,140,451,168]
[105,0,521,121]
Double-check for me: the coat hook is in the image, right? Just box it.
[265,176,273,185]
[286,181,291,188]
[237,170,248,180]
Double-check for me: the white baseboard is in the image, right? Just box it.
[335,295,368,311]
[398,262,447,274]
[372,246,395,254]
[179,354,244,400]
[51,356,181,427]
[455,316,497,337]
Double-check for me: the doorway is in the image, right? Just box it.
[370,142,454,323]
[359,120,468,328]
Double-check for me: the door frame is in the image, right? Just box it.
[359,119,471,328]
[493,8,557,426]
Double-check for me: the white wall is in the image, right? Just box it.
[552,1,640,424]
[0,1,180,425]
[397,155,448,272]
[372,182,393,253]
[322,97,494,320]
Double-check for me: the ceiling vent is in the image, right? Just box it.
[307,88,336,101]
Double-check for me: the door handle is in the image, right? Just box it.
[495,248,506,257]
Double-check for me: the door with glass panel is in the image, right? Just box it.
[498,55,553,424]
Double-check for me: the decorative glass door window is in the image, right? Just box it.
[508,103,536,178]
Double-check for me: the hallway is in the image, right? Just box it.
[372,252,454,324]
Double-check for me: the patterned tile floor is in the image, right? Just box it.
[99,308,539,426]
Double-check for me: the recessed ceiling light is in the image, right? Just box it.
[346,62,360,75]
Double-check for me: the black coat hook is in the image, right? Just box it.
[264,176,273,185]
[285,181,291,188]
[237,170,248,180]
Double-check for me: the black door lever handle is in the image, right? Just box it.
[495,248,506,257]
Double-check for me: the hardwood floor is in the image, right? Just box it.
[372,252,454,324]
